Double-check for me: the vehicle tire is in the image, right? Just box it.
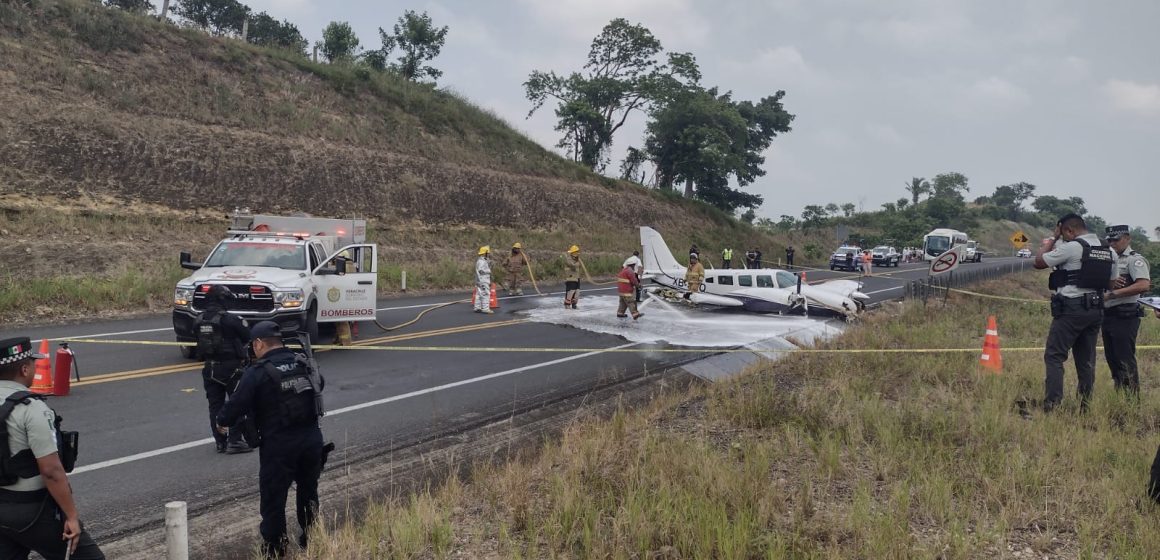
[830,266,836,271]
[305,305,320,345]
[179,344,198,360]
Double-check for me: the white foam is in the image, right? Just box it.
[521,295,843,349]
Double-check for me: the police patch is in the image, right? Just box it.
[1135,259,1145,268]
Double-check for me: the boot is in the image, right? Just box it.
[226,441,254,454]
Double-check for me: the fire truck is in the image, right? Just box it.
[172,211,378,358]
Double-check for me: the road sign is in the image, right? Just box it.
[929,245,963,277]
[1009,231,1029,249]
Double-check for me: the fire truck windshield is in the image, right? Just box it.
[203,242,306,270]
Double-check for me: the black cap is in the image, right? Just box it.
[1105,224,1130,240]
[250,321,282,339]
[207,284,234,303]
[0,337,48,366]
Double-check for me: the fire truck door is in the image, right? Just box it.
[313,244,378,323]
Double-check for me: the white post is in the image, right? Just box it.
[165,501,189,560]
[401,270,407,292]
[160,0,170,20]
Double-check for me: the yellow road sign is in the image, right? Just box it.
[1010,231,1029,248]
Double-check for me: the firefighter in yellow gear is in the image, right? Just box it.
[504,243,529,296]
[684,253,705,300]
[564,245,581,309]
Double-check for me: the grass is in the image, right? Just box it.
[293,271,1160,558]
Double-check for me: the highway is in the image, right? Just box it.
[0,257,1026,546]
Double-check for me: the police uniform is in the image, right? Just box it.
[1,338,104,560]
[217,322,326,558]
[1041,232,1118,410]
[197,286,253,453]
[1102,225,1151,393]
[785,246,795,269]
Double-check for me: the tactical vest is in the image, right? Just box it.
[261,356,322,431]
[1048,238,1116,291]
[196,311,227,359]
[1,392,78,486]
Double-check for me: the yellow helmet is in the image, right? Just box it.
[478,246,490,256]
[512,242,523,249]
[568,245,580,254]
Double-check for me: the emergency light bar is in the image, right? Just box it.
[227,212,366,245]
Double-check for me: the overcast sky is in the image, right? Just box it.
[243,0,1160,236]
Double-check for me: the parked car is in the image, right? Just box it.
[1017,248,1032,258]
[871,246,902,267]
[829,245,862,271]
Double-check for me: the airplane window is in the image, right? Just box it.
[717,276,734,285]
[776,271,797,287]
[738,276,752,287]
[756,275,774,288]
[706,277,714,284]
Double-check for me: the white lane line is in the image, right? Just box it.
[57,287,620,340]
[865,286,904,296]
[71,341,641,475]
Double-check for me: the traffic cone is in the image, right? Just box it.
[31,339,54,395]
[979,315,1002,373]
[489,283,499,309]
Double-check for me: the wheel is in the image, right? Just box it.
[179,344,198,360]
[830,266,836,271]
[304,305,320,345]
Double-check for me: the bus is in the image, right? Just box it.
[922,228,969,261]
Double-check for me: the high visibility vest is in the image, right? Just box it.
[722,249,733,260]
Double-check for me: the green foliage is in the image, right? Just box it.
[989,182,1036,220]
[524,18,699,171]
[1032,194,1086,222]
[105,0,154,13]
[370,10,449,83]
[903,177,930,205]
[619,146,648,183]
[174,0,248,36]
[320,20,359,63]
[246,11,306,55]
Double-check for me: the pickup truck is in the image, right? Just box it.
[829,246,863,271]
[871,246,902,267]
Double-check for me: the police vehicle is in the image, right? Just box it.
[172,211,379,358]
[964,240,984,263]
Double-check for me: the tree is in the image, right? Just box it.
[841,203,856,217]
[247,12,307,54]
[740,208,756,224]
[175,0,249,36]
[320,21,360,63]
[776,215,797,231]
[1032,195,1086,221]
[930,172,969,200]
[372,10,449,82]
[882,202,897,213]
[106,0,155,13]
[1130,226,1150,242]
[619,146,648,183]
[1154,226,1160,241]
[824,203,840,216]
[525,19,700,170]
[904,177,930,205]
[801,205,827,228]
[896,198,909,210]
[1086,215,1108,235]
[989,182,1037,220]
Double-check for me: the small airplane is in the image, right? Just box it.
[639,226,869,320]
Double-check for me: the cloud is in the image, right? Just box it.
[966,76,1031,109]
[865,123,904,146]
[515,0,709,47]
[1102,80,1160,118]
[719,45,832,97]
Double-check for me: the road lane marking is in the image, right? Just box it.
[70,320,527,386]
[70,341,642,475]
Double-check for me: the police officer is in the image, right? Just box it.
[785,246,795,269]
[1034,213,1118,412]
[1101,225,1151,394]
[197,284,254,454]
[0,337,104,559]
[217,322,326,558]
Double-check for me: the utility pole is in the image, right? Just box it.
[160,0,170,20]
[241,17,248,42]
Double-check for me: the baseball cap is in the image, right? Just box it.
[250,321,282,339]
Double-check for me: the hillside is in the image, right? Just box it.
[0,0,785,323]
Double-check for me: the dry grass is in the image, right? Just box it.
[297,272,1160,559]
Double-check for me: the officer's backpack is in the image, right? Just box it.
[0,391,78,485]
[196,311,226,358]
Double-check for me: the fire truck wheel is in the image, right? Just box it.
[305,305,320,345]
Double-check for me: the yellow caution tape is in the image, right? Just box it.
[946,288,1048,304]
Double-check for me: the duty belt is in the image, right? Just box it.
[1106,304,1142,317]
[0,488,48,503]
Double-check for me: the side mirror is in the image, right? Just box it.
[180,251,201,271]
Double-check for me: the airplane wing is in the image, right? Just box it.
[809,279,869,300]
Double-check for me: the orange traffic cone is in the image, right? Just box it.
[980,315,1002,373]
[489,283,499,309]
[31,339,54,395]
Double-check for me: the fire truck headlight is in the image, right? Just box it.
[274,289,304,309]
[174,286,194,307]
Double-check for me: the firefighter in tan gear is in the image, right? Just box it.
[683,253,705,301]
[564,245,581,309]
[504,243,529,296]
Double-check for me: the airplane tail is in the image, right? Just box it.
[639,226,683,275]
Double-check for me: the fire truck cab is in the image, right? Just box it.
[172,211,378,358]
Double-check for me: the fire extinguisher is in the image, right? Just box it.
[53,343,80,397]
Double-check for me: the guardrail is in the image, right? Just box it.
[903,259,1034,303]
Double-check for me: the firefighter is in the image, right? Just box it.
[616,262,643,320]
[684,253,705,300]
[505,243,529,296]
[197,285,254,454]
[474,246,493,314]
[217,322,328,558]
[564,245,581,309]
[623,251,643,302]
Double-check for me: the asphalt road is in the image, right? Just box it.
[0,257,1027,543]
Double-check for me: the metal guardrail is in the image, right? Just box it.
[903,259,1034,303]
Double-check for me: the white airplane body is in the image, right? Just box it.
[639,226,868,319]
